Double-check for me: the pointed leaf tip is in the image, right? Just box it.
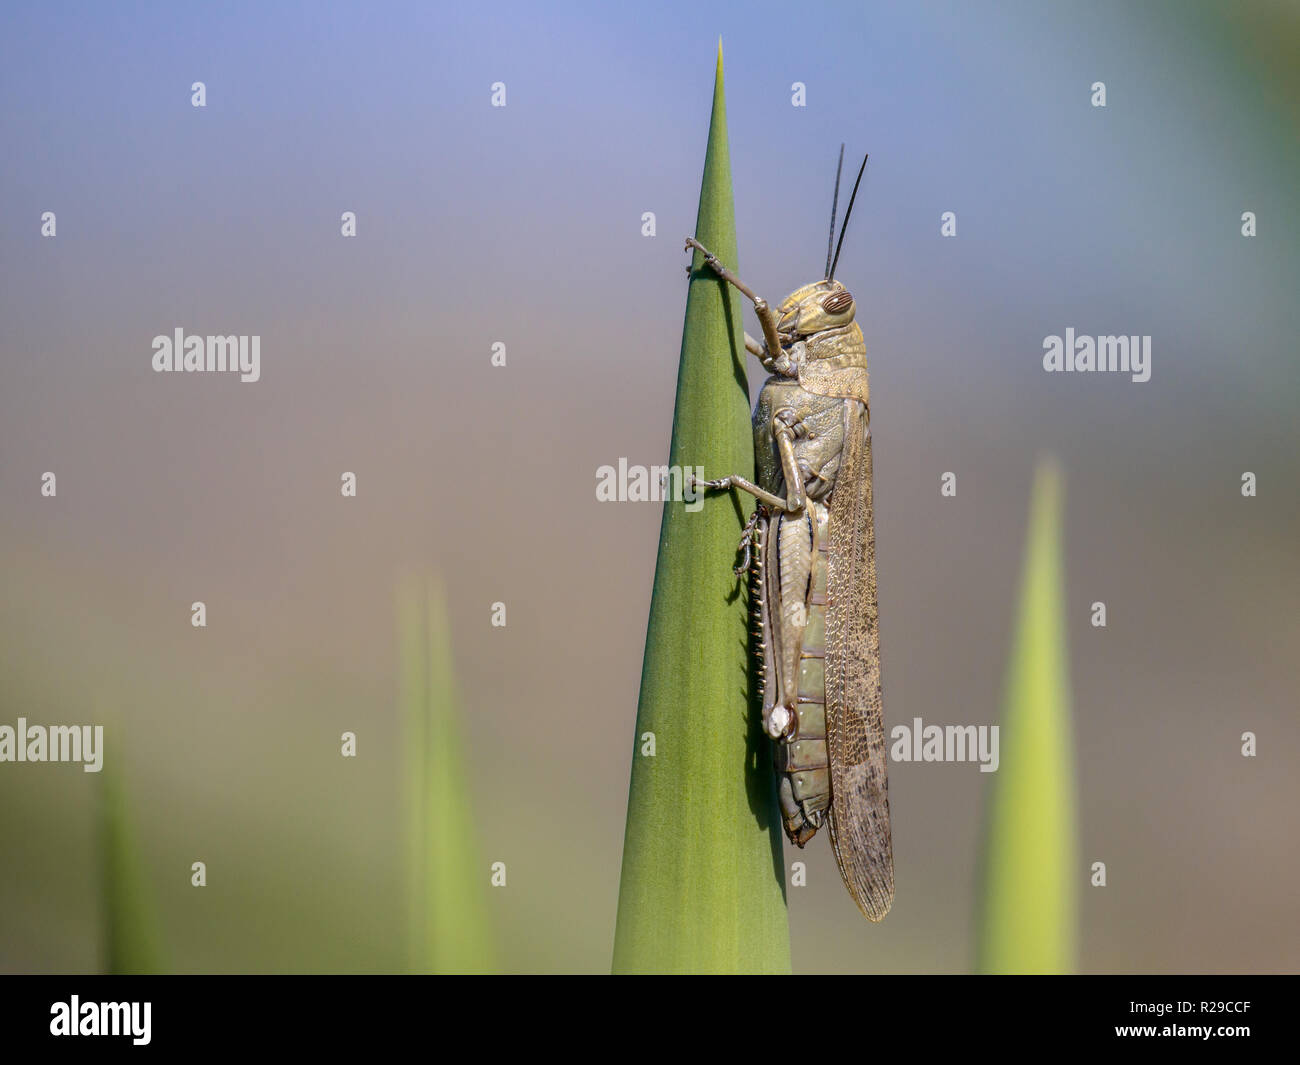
[612,47,789,974]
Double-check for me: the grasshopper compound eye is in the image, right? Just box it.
[822,290,854,315]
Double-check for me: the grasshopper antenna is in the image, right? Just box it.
[824,144,845,280]
[828,151,868,283]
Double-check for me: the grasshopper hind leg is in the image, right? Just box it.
[747,502,832,847]
[734,507,763,576]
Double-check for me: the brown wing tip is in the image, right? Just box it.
[854,879,895,922]
[827,766,895,922]
[830,822,895,922]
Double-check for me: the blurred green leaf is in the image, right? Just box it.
[99,727,165,974]
[401,576,495,974]
[612,41,790,975]
[977,458,1078,974]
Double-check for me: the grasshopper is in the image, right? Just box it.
[687,148,893,921]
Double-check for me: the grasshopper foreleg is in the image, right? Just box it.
[684,237,784,360]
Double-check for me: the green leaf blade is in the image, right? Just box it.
[402,576,495,974]
[612,42,791,975]
[977,459,1079,974]
[99,732,165,975]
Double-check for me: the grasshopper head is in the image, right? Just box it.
[760,280,858,374]
[775,280,857,341]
